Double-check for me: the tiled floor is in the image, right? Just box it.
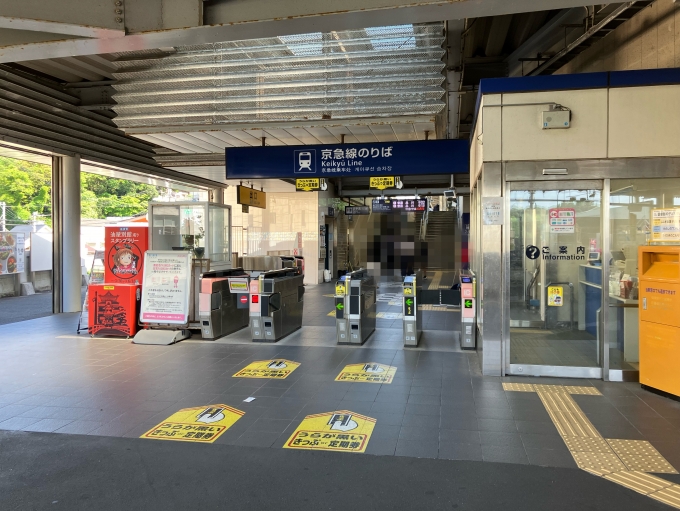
[1,283,680,479]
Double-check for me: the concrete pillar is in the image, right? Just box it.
[52,155,81,313]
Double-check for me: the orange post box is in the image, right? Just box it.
[639,246,680,397]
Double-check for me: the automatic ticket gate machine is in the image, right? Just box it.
[198,269,251,339]
[460,270,477,349]
[402,271,423,347]
[250,268,305,342]
[335,269,376,345]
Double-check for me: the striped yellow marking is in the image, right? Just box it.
[604,471,673,495]
[427,272,442,290]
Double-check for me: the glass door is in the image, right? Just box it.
[507,184,603,377]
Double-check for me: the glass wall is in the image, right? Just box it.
[608,178,680,370]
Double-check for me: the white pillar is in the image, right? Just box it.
[52,155,81,313]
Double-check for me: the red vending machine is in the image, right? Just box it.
[88,283,141,338]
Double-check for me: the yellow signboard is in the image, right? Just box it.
[142,404,243,443]
[284,410,376,453]
[296,178,320,192]
[233,359,300,379]
[403,287,413,295]
[548,286,563,306]
[335,363,397,384]
[335,282,346,296]
[237,185,266,209]
[369,176,395,190]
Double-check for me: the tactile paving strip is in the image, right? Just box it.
[502,382,535,392]
[573,452,628,475]
[651,485,680,508]
[564,386,602,396]
[604,471,674,495]
[564,437,612,453]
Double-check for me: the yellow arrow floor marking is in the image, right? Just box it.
[503,382,680,509]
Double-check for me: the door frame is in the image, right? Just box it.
[503,178,608,380]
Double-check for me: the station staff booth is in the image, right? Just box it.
[469,68,680,381]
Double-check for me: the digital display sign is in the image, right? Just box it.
[345,206,370,216]
[392,199,427,212]
[372,199,393,213]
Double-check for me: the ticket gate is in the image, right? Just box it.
[198,268,250,339]
[403,271,423,347]
[250,268,304,342]
[460,270,477,349]
[335,269,376,345]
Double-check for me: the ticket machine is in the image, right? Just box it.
[250,268,304,342]
[460,271,477,349]
[335,269,376,345]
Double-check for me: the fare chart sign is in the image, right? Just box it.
[226,140,468,179]
[140,251,192,325]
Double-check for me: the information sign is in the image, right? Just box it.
[392,199,426,212]
[651,208,680,242]
[369,176,396,190]
[140,251,192,324]
[549,208,575,233]
[295,178,321,192]
[226,140,469,179]
[237,185,266,209]
[104,225,148,284]
[372,199,393,213]
[0,232,25,275]
[284,410,376,453]
[482,197,504,225]
[345,206,370,216]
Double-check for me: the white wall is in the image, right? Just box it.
[475,84,680,163]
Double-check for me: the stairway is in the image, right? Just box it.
[421,211,457,240]
[419,211,458,271]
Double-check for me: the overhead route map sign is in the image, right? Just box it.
[335,363,397,383]
[233,360,301,379]
[142,404,244,443]
[237,185,266,209]
[226,140,468,179]
[285,410,376,453]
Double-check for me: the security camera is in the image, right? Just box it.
[444,189,457,199]
[395,177,403,190]
[320,179,328,191]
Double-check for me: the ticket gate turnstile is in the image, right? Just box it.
[403,271,423,347]
[199,268,250,339]
[460,270,477,349]
[335,269,376,345]
[250,268,304,342]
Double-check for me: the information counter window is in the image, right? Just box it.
[608,178,680,370]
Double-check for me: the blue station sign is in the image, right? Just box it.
[226,139,468,179]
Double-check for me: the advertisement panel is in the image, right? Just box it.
[104,226,148,284]
[0,232,25,275]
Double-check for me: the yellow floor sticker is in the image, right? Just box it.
[233,359,300,379]
[335,363,397,384]
[328,310,336,317]
[142,404,244,443]
[503,382,680,508]
[284,410,376,453]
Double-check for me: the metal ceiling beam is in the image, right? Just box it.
[0,0,626,63]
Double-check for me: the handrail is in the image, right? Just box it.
[419,198,430,241]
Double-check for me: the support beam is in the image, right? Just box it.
[484,15,513,57]
[52,154,81,314]
[0,0,627,64]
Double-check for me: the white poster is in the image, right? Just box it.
[30,232,52,271]
[140,251,192,325]
[0,232,25,275]
[482,197,504,225]
[651,208,680,242]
